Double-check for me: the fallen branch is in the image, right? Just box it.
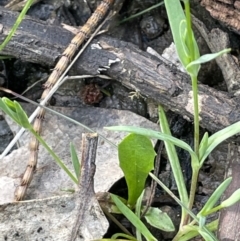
[0,7,240,133]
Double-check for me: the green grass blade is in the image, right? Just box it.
[135,190,144,241]
[198,177,232,216]
[105,126,196,158]
[70,143,80,181]
[0,0,35,51]
[111,194,157,241]
[0,98,19,124]
[32,130,78,184]
[186,49,231,71]
[199,132,208,161]
[14,101,32,129]
[164,0,189,67]
[200,121,240,165]
[158,105,189,223]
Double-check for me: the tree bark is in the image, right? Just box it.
[217,143,240,241]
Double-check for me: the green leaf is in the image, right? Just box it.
[14,101,32,129]
[105,126,196,160]
[186,49,231,71]
[221,188,240,208]
[0,98,31,129]
[144,207,175,232]
[179,20,190,59]
[198,229,218,241]
[0,0,36,52]
[178,220,219,241]
[199,132,209,162]
[70,143,80,181]
[186,33,200,77]
[164,0,189,67]
[0,98,19,123]
[200,121,240,165]
[158,105,189,208]
[111,194,157,241]
[198,177,232,216]
[135,190,145,241]
[118,134,156,206]
[111,233,137,240]
[3,97,16,112]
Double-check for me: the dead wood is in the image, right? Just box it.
[0,7,240,133]
[201,0,240,35]
[70,133,98,240]
[217,143,240,241]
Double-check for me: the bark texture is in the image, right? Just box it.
[0,7,240,134]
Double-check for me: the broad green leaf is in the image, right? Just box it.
[118,134,156,206]
[198,177,232,216]
[111,194,157,241]
[105,126,196,160]
[186,49,231,71]
[158,106,189,206]
[144,207,175,232]
[221,188,240,207]
[70,143,80,180]
[200,121,240,165]
[164,0,189,67]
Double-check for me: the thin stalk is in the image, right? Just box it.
[120,1,164,24]
[187,75,200,213]
[30,128,78,184]
[192,75,200,157]
[150,173,218,241]
[188,168,199,212]
[184,0,201,218]
[184,0,200,156]
[0,0,34,51]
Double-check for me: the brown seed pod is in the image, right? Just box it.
[81,83,103,104]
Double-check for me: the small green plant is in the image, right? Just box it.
[1,1,240,240]
[0,97,80,184]
[105,0,240,240]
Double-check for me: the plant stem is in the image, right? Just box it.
[30,128,78,184]
[191,75,200,156]
[184,1,200,156]
[188,168,199,212]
